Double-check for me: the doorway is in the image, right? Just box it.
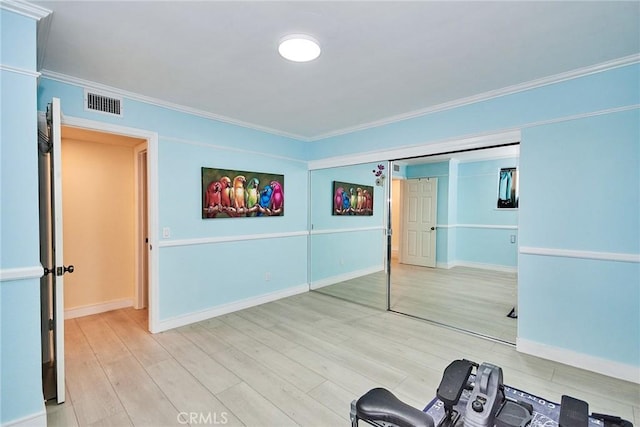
[60,126,148,321]
[400,177,438,268]
[39,99,158,402]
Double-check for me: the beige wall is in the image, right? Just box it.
[62,136,136,311]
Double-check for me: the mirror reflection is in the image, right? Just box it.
[309,163,388,310]
[310,145,519,344]
[390,146,519,343]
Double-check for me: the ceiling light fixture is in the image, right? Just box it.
[278,34,321,62]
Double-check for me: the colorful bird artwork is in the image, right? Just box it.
[258,184,273,216]
[232,175,246,212]
[201,168,284,219]
[334,187,343,214]
[204,180,222,217]
[270,180,284,214]
[245,178,260,216]
[219,176,233,208]
[332,181,374,216]
[342,189,350,212]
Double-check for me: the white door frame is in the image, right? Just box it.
[60,115,160,332]
[133,144,149,310]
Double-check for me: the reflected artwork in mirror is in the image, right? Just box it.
[332,181,374,216]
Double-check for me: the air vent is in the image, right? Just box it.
[393,164,400,172]
[84,90,123,116]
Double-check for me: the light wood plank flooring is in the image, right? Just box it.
[314,262,518,343]
[47,291,639,426]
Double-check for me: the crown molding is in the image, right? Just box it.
[0,0,51,20]
[39,69,310,142]
[308,54,640,141]
[40,54,639,144]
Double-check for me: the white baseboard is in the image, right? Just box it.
[2,408,46,427]
[443,261,517,273]
[309,266,385,290]
[517,338,640,384]
[155,284,309,332]
[64,298,134,319]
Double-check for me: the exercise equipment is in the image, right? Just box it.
[350,359,633,427]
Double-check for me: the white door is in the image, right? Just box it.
[38,98,67,403]
[400,177,438,268]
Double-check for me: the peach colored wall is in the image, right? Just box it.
[62,137,135,310]
[391,179,401,257]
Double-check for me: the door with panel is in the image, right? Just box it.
[400,177,437,268]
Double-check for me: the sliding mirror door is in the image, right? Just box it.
[389,146,519,343]
[309,162,389,310]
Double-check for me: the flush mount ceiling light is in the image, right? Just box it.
[278,34,321,62]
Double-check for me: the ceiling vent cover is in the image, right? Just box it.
[84,89,123,116]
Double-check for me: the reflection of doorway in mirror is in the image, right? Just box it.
[497,167,518,208]
[391,178,402,260]
[400,177,437,268]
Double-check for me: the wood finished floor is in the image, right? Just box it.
[47,292,639,427]
[314,263,518,343]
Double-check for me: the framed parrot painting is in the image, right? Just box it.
[202,167,284,218]
[332,181,374,216]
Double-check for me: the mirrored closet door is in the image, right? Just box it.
[308,162,389,310]
[388,145,519,344]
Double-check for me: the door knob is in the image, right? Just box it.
[430,227,435,231]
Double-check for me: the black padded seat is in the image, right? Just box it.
[355,388,435,427]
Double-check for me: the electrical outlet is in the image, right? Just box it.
[510,235,516,244]
[163,227,171,238]
[265,272,271,281]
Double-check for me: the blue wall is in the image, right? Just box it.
[36,78,310,328]
[519,110,639,366]
[0,9,46,425]
[310,63,640,370]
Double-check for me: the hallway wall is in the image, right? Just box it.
[61,133,137,315]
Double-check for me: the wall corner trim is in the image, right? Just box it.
[517,337,639,384]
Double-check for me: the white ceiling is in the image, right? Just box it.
[33,1,640,141]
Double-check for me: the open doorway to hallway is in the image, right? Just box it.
[60,126,149,322]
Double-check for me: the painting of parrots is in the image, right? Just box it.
[332,181,374,216]
[202,167,284,218]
